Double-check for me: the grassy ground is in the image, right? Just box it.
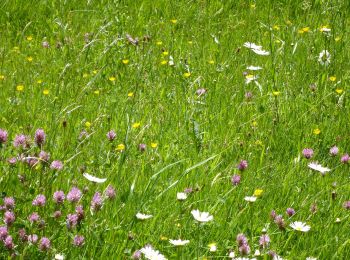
[0,0,350,259]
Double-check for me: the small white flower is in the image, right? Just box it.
[83,173,107,183]
[208,243,217,252]
[228,251,235,258]
[252,48,270,56]
[320,27,331,33]
[140,245,167,260]
[191,209,213,222]
[176,192,187,201]
[54,254,65,260]
[136,213,153,220]
[169,239,190,246]
[318,50,331,66]
[246,65,262,71]
[244,196,257,202]
[306,257,318,260]
[308,162,331,174]
[254,249,261,256]
[290,221,311,232]
[245,74,259,84]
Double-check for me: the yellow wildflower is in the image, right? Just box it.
[335,88,343,94]
[85,121,91,128]
[27,56,33,62]
[254,189,264,197]
[122,59,129,65]
[151,143,158,148]
[273,91,281,96]
[109,76,116,82]
[329,76,336,82]
[170,19,177,24]
[16,85,24,92]
[156,41,163,46]
[313,128,321,135]
[0,75,5,80]
[132,122,141,128]
[116,144,125,151]
[26,35,33,41]
[127,92,134,97]
[183,72,191,78]
[43,89,49,95]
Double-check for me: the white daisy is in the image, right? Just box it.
[244,196,257,202]
[82,173,107,183]
[308,162,331,174]
[54,254,65,260]
[290,221,311,232]
[228,251,235,258]
[254,249,261,256]
[176,192,187,201]
[136,213,153,220]
[169,239,190,246]
[246,65,262,71]
[251,48,270,56]
[306,257,318,260]
[318,50,331,66]
[140,245,167,260]
[191,209,213,222]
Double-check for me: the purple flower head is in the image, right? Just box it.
[67,187,82,203]
[132,250,142,259]
[18,228,27,242]
[39,237,51,251]
[28,212,40,223]
[0,129,8,144]
[7,157,17,165]
[237,160,248,171]
[66,214,79,229]
[330,146,339,156]
[4,211,15,225]
[3,197,15,210]
[79,130,88,140]
[105,185,116,200]
[50,160,63,171]
[39,151,50,161]
[53,210,62,219]
[270,210,277,220]
[286,207,295,217]
[26,157,38,167]
[34,128,46,146]
[28,234,38,244]
[236,233,248,247]
[13,134,29,148]
[239,243,250,255]
[32,195,46,207]
[184,187,193,194]
[274,215,285,230]
[106,130,116,141]
[343,201,350,210]
[341,154,350,164]
[53,191,65,204]
[73,235,84,247]
[139,143,146,152]
[196,88,207,96]
[302,148,314,159]
[245,91,253,100]
[91,192,103,211]
[75,205,84,222]
[42,41,50,48]
[231,174,241,186]
[0,226,8,240]
[259,234,270,248]
[4,235,14,250]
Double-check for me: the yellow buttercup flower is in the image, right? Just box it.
[329,76,336,82]
[188,41,193,45]
[313,128,321,135]
[82,73,89,78]
[85,121,91,128]
[92,70,98,74]
[208,60,215,64]
[160,235,168,241]
[335,88,343,94]
[26,35,33,41]
[151,142,158,148]
[273,25,280,30]
[16,85,24,92]
[170,19,177,24]
[183,72,191,78]
[94,90,100,95]
[37,79,43,84]
[109,76,116,82]
[254,189,264,197]
[156,41,163,46]
[127,92,134,97]
[132,122,141,128]
[0,75,5,80]
[162,51,169,56]
[27,56,33,62]
[273,91,281,96]
[43,89,49,95]
[122,59,129,65]
[160,60,167,65]
[116,144,125,151]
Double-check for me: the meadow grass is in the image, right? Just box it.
[0,0,350,259]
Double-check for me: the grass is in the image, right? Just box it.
[0,0,350,259]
